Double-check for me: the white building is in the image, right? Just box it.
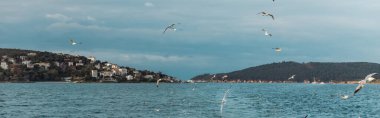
[19,56,27,61]
[27,63,34,68]
[22,60,31,65]
[111,64,119,69]
[54,61,60,66]
[1,62,8,70]
[27,53,37,56]
[119,68,128,75]
[76,62,84,66]
[35,62,50,70]
[8,58,15,64]
[91,70,98,78]
[95,63,101,69]
[126,75,134,80]
[68,62,74,66]
[88,56,96,63]
[100,71,113,77]
[2,55,8,59]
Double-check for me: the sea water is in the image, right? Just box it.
[0,83,379,118]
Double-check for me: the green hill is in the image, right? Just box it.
[191,61,380,83]
[0,48,178,83]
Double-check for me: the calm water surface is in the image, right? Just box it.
[0,83,379,118]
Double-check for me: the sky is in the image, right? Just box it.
[1,0,380,80]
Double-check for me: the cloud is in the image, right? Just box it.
[45,13,72,22]
[47,22,110,31]
[86,16,96,21]
[144,2,154,7]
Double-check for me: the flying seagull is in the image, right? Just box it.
[156,79,162,88]
[220,89,230,116]
[210,74,216,80]
[273,48,282,52]
[222,75,228,81]
[262,29,272,37]
[163,23,180,34]
[257,11,275,20]
[288,74,296,80]
[69,39,82,45]
[353,73,377,95]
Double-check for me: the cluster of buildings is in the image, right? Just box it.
[0,52,177,83]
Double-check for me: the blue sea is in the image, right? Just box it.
[0,83,379,118]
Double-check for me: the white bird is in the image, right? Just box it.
[257,12,275,20]
[354,73,377,95]
[364,73,377,83]
[288,74,296,80]
[220,89,230,116]
[156,79,162,88]
[163,23,180,34]
[222,75,228,81]
[273,48,282,52]
[210,74,216,80]
[262,29,272,37]
[341,95,349,100]
[69,39,81,45]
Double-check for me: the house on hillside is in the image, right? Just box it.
[88,56,96,63]
[1,61,8,70]
[91,70,98,78]
[35,62,50,70]
[8,58,15,64]
[19,56,27,61]
[68,62,74,66]
[22,60,31,65]
[27,53,37,56]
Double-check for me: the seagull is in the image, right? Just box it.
[364,73,377,83]
[288,74,296,80]
[341,95,349,100]
[220,89,230,116]
[222,75,228,81]
[69,39,81,45]
[353,73,377,95]
[210,74,216,80]
[163,23,180,34]
[156,79,162,87]
[304,115,308,118]
[273,48,282,52]
[257,11,275,20]
[222,75,228,79]
[262,29,272,37]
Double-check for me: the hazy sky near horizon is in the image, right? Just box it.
[1,0,380,79]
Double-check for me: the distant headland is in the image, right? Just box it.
[0,48,180,83]
[191,61,380,84]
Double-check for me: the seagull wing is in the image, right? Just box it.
[156,79,162,87]
[353,84,363,95]
[257,12,265,15]
[268,14,275,20]
[163,27,169,34]
[365,73,377,82]
[220,89,230,115]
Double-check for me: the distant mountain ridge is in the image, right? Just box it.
[191,61,380,82]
